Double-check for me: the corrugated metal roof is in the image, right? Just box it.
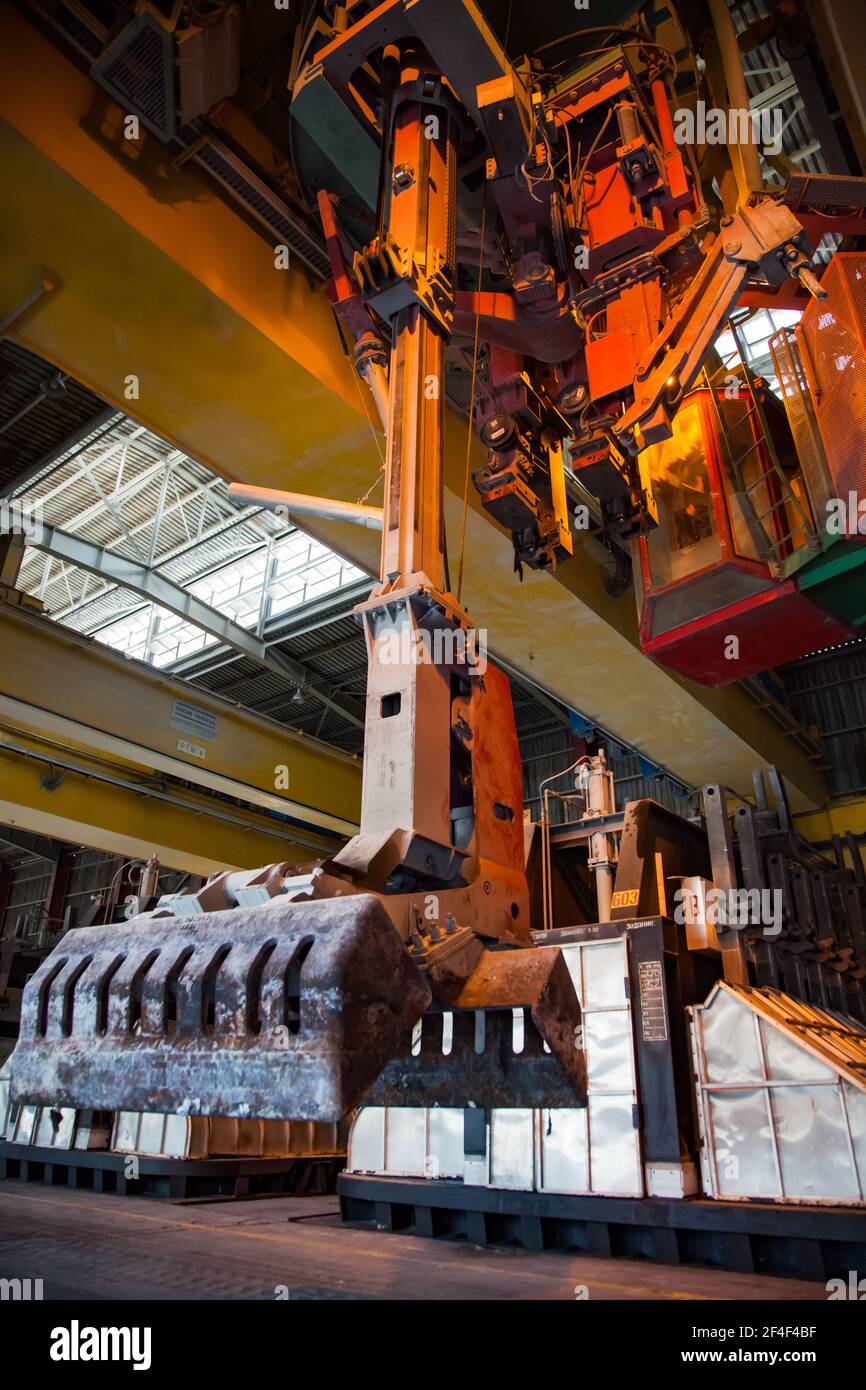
[14,413,290,624]
[0,340,112,496]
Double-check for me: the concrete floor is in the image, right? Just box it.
[0,1180,829,1300]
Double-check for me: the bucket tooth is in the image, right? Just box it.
[10,894,431,1122]
[449,945,586,1098]
[368,944,587,1108]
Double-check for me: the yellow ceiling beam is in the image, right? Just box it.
[0,736,315,878]
[0,602,361,842]
[0,8,827,811]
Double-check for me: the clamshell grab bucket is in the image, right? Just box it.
[9,894,431,1122]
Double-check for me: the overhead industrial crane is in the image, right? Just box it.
[3,0,866,1273]
[0,3,833,811]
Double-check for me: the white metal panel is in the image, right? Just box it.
[844,1081,866,1193]
[580,940,628,1009]
[771,1084,860,1201]
[347,1107,386,1172]
[707,1089,782,1200]
[33,1106,77,1149]
[384,1108,427,1175]
[110,1111,207,1158]
[760,1019,835,1083]
[0,1057,12,1139]
[9,1104,38,1145]
[701,988,763,1084]
[489,1109,534,1189]
[161,1112,193,1156]
[537,1108,589,1193]
[427,1108,464,1178]
[538,938,642,1196]
[585,1009,634,1092]
[347,1106,463,1178]
[111,1110,141,1154]
[587,1093,643,1195]
[691,982,866,1203]
[7,1102,77,1149]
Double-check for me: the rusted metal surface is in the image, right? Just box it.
[610,799,711,919]
[368,945,586,1108]
[703,784,750,985]
[10,894,431,1121]
[367,1006,585,1109]
[452,947,585,1097]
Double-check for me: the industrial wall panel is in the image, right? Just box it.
[690,982,866,1204]
[782,640,866,798]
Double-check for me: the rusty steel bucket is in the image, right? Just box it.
[9,894,431,1122]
